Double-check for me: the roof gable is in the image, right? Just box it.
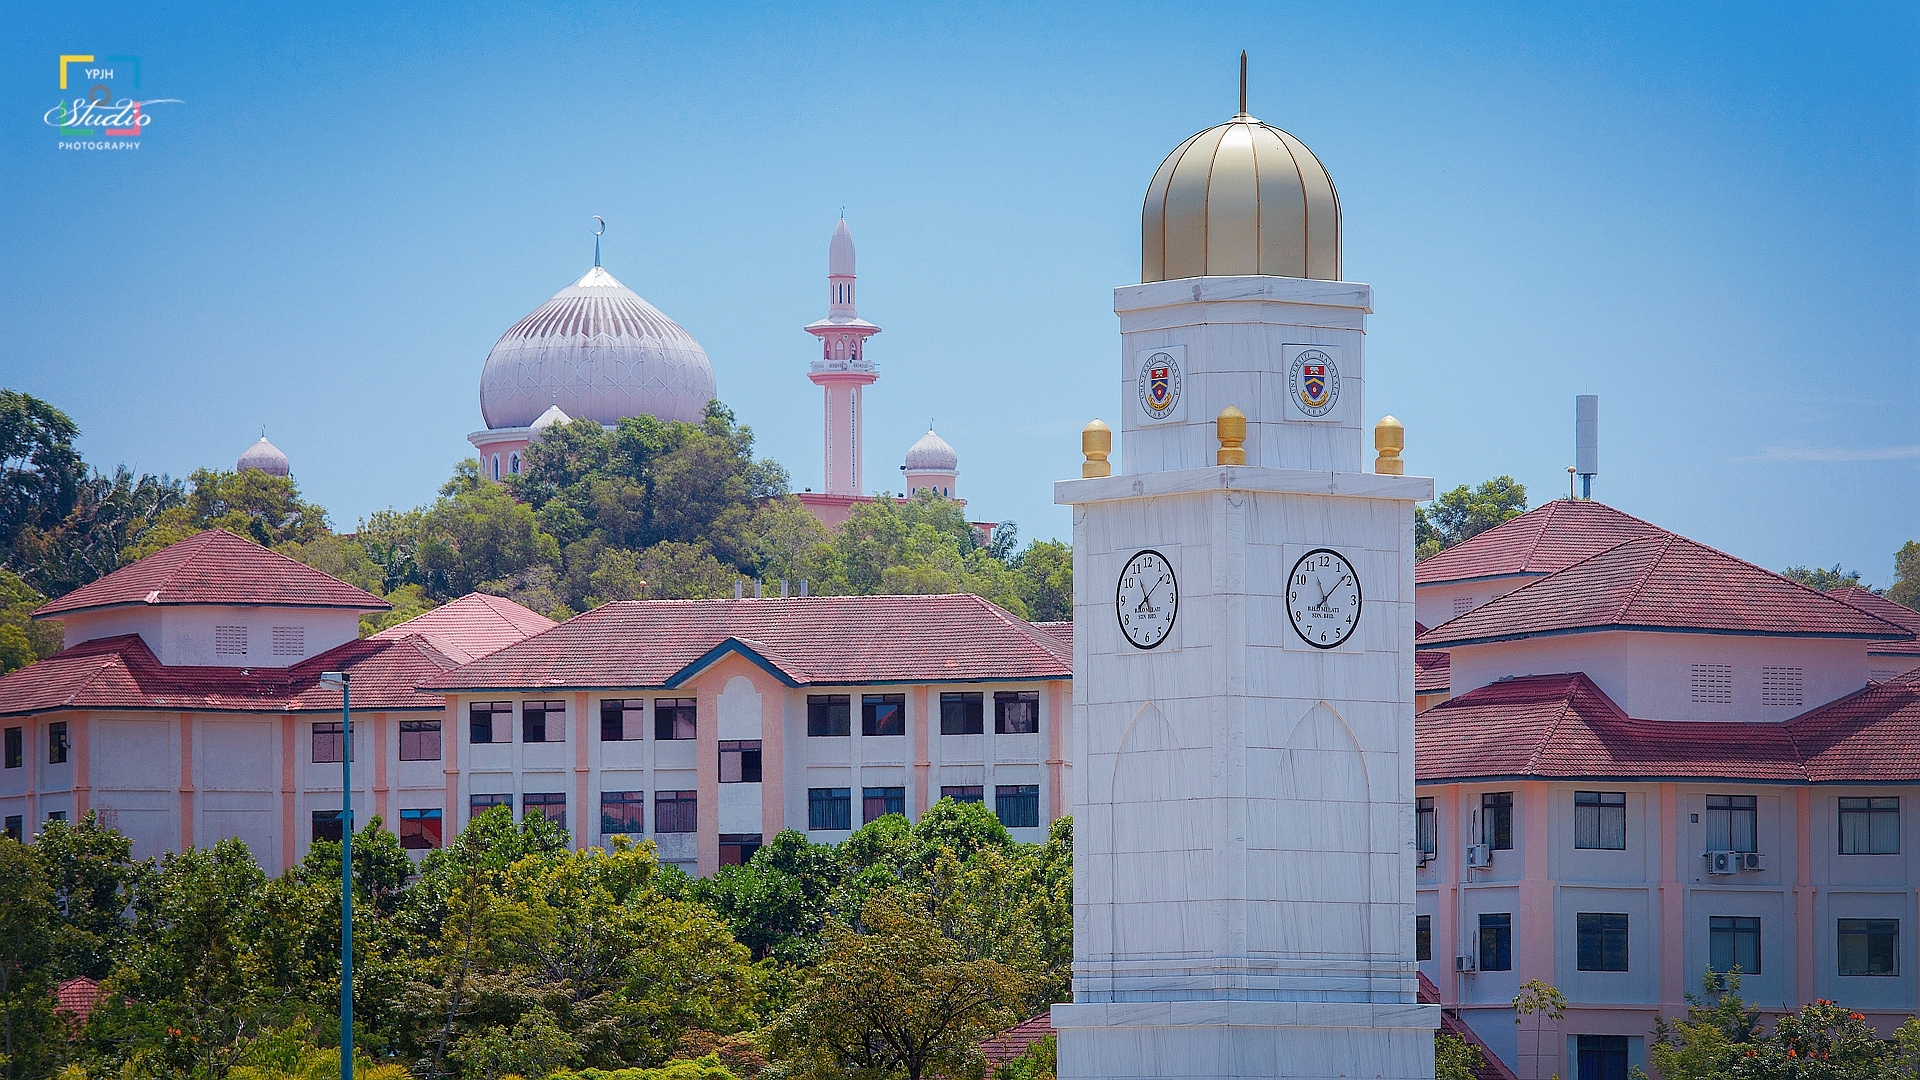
[370,591,557,663]
[1418,534,1909,647]
[1414,500,1668,585]
[34,530,387,617]
[426,594,1072,692]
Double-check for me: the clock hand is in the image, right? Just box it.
[1136,574,1168,612]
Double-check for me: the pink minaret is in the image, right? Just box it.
[805,217,881,495]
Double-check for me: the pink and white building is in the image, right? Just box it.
[1410,506,1920,1078]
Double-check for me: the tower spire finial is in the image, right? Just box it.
[1239,50,1247,116]
[592,215,606,267]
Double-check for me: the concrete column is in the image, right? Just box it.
[443,695,461,833]
[1438,785,1460,1006]
[760,683,785,840]
[1659,783,1684,1017]
[179,712,196,850]
[911,685,931,817]
[696,682,720,874]
[72,712,90,819]
[1046,680,1068,821]
[373,712,390,821]
[574,692,591,850]
[280,714,297,872]
[1795,786,1816,1007]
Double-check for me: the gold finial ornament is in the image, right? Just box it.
[1373,416,1405,475]
[1216,405,1247,466]
[1081,419,1112,478]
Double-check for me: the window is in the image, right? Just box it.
[2,816,19,841]
[1690,663,1732,703]
[1839,797,1899,855]
[808,695,851,737]
[720,740,763,783]
[312,721,346,763]
[1575,791,1627,850]
[469,793,511,821]
[941,785,984,804]
[1482,791,1513,850]
[3,727,19,769]
[601,790,646,836]
[809,788,852,831]
[470,701,511,745]
[863,695,905,736]
[941,692,984,735]
[1416,797,1436,857]
[720,833,763,866]
[995,691,1040,734]
[1416,914,1431,961]
[1761,666,1804,708]
[1576,1036,1629,1080]
[509,452,519,475]
[600,699,645,742]
[523,792,567,829]
[491,455,500,480]
[46,811,66,823]
[864,786,906,823]
[1706,795,1757,852]
[399,720,441,761]
[523,700,566,743]
[312,809,345,843]
[655,790,697,833]
[1452,596,1473,616]
[996,784,1040,829]
[48,721,68,765]
[1838,919,1899,976]
[399,808,443,850]
[1478,913,1512,971]
[214,625,247,655]
[655,698,697,741]
[271,626,305,656]
[1576,912,1630,971]
[1710,916,1761,974]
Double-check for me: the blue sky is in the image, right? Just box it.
[2,2,1914,584]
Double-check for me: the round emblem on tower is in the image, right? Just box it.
[1137,350,1183,421]
[1289,349,1340,417]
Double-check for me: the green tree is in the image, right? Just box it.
[767,888,1033,1080]
[32,812,148,980]
[1420,477,1528,558]
[125,468,331,559]
[1781,564,1865,591]
[0,569,62,675]
[0,390,85,558]
[1012,540,1072,623]
[992,1034,1054,1080]
[1511,979,1567,1080]
[590,543,739,603]
[1434,1034,1485,1080]
[0,836,59,1080]
[1889,541,1920,612]
[419,484,562,599]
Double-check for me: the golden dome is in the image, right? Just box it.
[1140,112,1341,283]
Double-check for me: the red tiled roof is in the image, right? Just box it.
[371,591,556,663]
[1415,500,1668,586]
[54,976,105,1024]
[1415,650,1450,694]
[0,631,459,718]
[1828,588,1920,657]
[1417,672,1920,784]
[425,594,1073,692]
[1032,621,1073,646]
[1418,974,1520,1080]
[981,1013,1054,1067]
[34,530,387,617]
[1417,534,1909,648]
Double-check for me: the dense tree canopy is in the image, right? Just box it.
[1415,477,1529,561]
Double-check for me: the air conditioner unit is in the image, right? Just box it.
[1455,954,1478,973]
[1738,852,1764,872]
[1466,844,1492,868]
[1705,850,1736,875]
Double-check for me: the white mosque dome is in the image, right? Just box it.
[904,428,957,472]
[478,266,717,430]
[237,436,290,476]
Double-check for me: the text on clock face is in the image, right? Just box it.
[1288,549,1362,648]
[1116,550,1178,648]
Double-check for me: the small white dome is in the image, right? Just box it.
[829,218,856,277]
[478,266,717,429]
[237,436,290,477]
[904,428,957,471]
[529,403,572,431]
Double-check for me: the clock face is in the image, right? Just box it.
[1116,549,1177,650]
[1289,548,1362,649]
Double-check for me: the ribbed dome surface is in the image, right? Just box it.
[479,266,717,429]
[237,436,290,476]
[1140,113,1341,283]
[904,429,957,471]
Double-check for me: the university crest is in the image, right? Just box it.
[1137,350,1182,421]
[1288,349,1340,418]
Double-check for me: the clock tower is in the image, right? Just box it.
[1050,87,1440,1080]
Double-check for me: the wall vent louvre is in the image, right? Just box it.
[1690,663,1732,703]
[1761,666,1804,708]
[271,626,305,656]
[214,625,248,655]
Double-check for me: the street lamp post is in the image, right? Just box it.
[319,671,353,1080]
